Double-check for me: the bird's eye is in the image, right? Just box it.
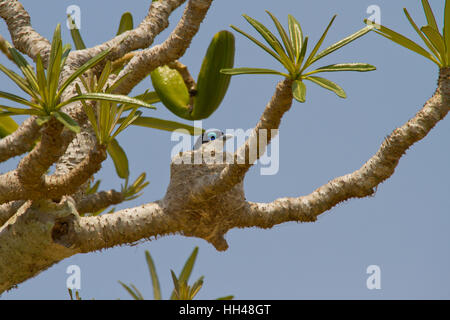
[207,132,217,141]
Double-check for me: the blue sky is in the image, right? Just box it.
[1,0,449,299]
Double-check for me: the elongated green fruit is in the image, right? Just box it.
[150,65,192,120]
[150,31,235,120]
[191,30,235,119]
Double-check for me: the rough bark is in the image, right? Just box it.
[0,0,448,296]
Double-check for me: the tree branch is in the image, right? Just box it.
[16,118,71,187]
[0,200,24,226]
[0,116,40,163]
[43,145,107,198]
[67,0,187,68]
[0,0,50,61]
[238,68,450,229]
[113,0,213,95]
[76,190,124,214]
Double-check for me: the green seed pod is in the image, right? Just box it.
[191,30,235,120]
[150,65,192,120]
[150,30,235,120]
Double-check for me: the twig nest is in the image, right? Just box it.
[164,146,247,251]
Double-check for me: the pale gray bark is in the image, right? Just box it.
[0,0,448,295]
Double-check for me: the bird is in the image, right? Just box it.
[193,129,232,150]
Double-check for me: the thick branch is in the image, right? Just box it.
[70,202,178,252]
[0,144,105,204]
[76,190,124,214]
[238,68,450,229]
[113,0,213,95]
[67,0,187,68]
[0,116,40,163]
[16,119,70,186]
[0,0,50,60]
[1,64,447,292]
[0,200,24,226]
[43,145,107,198]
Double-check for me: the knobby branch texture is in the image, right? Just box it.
[0,0,448,294]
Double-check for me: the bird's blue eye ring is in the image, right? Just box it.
[207,132,217,141]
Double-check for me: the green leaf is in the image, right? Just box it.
[0,105,41,116]
[170,247,198,300]
[170,270,180,300]
[62,92,156,110]
[118,281,143,300]
[266,11,295,60]
[302,15,337,70]
[123,116,203,135]
[85,180,101,194]
[0,116,18,138]
[107,138,129,179]
[298,36,309,68]
[0,90,42,109]
[421,26,446,60]
[304,63,376,75]
[81,100,98,137]
[421,0,439,32]
[116,12,134,35]
[8,48,40,93]
[220,67,289,77]
[288,14,303,63]
[48,24,62,70]
[96,60,112,92]
[133,91,161,104]
[242,14,286,56]
[241,15,295,73]
[53,111,80,133]
[145,251,162,300]
[403,8,442,62]
[47,25,63,107]
[130,285,144,300]
[47,36,63,107]
[112,109,141,139]
[217,295,235,300]
[445,0,450,63]
[60,44,72,69]
[68,14,86,50]
[35,54,48,105]
[292,80,306,103]
[120,90,160,111]
[36,115,51,126]
[304,75,346,98]
[56,49,111,102]
[230,25,285,67]
[365,19,440,66]
[189,276,204,299]
[309,26,373,66]
[0,63,37,98]
[107,73,131,94]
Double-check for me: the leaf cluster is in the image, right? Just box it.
[222,11,376,102]
[365,0,450,67]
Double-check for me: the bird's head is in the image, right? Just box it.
[193,129,233,150]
